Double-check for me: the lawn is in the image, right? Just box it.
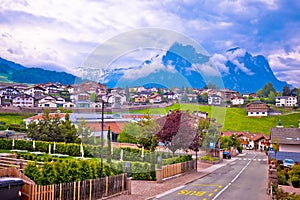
[0,113,34,125]
[126,104,300,135]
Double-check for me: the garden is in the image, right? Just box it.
[0,138,192,185]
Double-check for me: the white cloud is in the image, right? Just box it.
[210,53,229,74]
[224,48,254,75]
[122,61,175,80]
[0,0,299,87]
[192,63,220,77]
[268,47,300,87]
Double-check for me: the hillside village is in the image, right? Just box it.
[0,81,298,111]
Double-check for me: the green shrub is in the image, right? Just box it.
[131,162,153,180]
[278,170,288,185]
[237,146,243,153]
[23,159,121,185]
[201,155,218,162]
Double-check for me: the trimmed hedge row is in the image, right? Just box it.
[24,159,117,185]
[0,139,176,163]
[162,155,193,165]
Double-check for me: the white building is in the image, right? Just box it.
[63,102,76,108]
[38,95,66,108]
[12,94,34,107]
[24,85,45,97]
[208,94,223,105]
[149,94,162,103]
[247,101,270,117]
[276,96,298,107]
[107,93,127,105]
[231,97,245,105]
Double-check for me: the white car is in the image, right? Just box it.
[283,159,295,168]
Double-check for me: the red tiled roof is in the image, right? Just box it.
[86,122,126,133]
[221,131,269,141]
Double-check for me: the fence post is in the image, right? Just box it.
[59,183,62,200]
[126,177,132,195]
[122,174,124,192]
[78,181,81,200]
[89,179,92,200]
[52,185,54,200]
[156,168,163,183]
[105,176,109,196]
[73,182,76,200]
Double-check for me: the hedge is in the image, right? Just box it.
[0,139,177,163]
[24,159,118,185]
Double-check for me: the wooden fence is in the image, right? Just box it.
[0,167,128,200]
[162,160,196,179]
[0,155,43,171]
[30,174,127,200]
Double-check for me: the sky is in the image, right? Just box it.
[0,0,300,87]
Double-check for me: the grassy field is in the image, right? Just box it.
[127,104,300,135]
[0,113,34,125]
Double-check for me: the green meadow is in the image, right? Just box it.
[128,104,300,135]
[0,113,34,125]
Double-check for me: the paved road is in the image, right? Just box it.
[155,151,269,200]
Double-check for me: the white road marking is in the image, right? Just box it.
[155,185,185,199]
[212,155,256,200]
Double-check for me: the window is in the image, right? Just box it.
[256,112,259,114]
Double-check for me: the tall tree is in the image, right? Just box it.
[261,82,276,97]
[60,113,79,143]
[268,91,276,104]
[201,125,219,150]
[282,86,291,96]
[138,110,159,179]
[117,122,141,144]
[157,110,198,155]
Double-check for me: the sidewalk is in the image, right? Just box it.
[108,159,236,200]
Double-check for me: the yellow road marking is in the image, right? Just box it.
[214,189,218,192]
[178,190,206,196]
[208,193,214,197]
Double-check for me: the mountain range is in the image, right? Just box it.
[0,57,84,85]
[99,43,290,93]
[0,43,290,93]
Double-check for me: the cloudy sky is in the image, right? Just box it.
[0,0,300,87]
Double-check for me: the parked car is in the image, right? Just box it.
[246,145,253,150]
[283,159,295,168]
[223,151,231,159]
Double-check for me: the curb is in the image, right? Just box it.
[149,159,238,200]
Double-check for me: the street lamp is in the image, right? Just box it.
[100,94,112,177]
[100,100,105,178]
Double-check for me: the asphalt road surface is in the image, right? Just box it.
[155,151,269,200]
